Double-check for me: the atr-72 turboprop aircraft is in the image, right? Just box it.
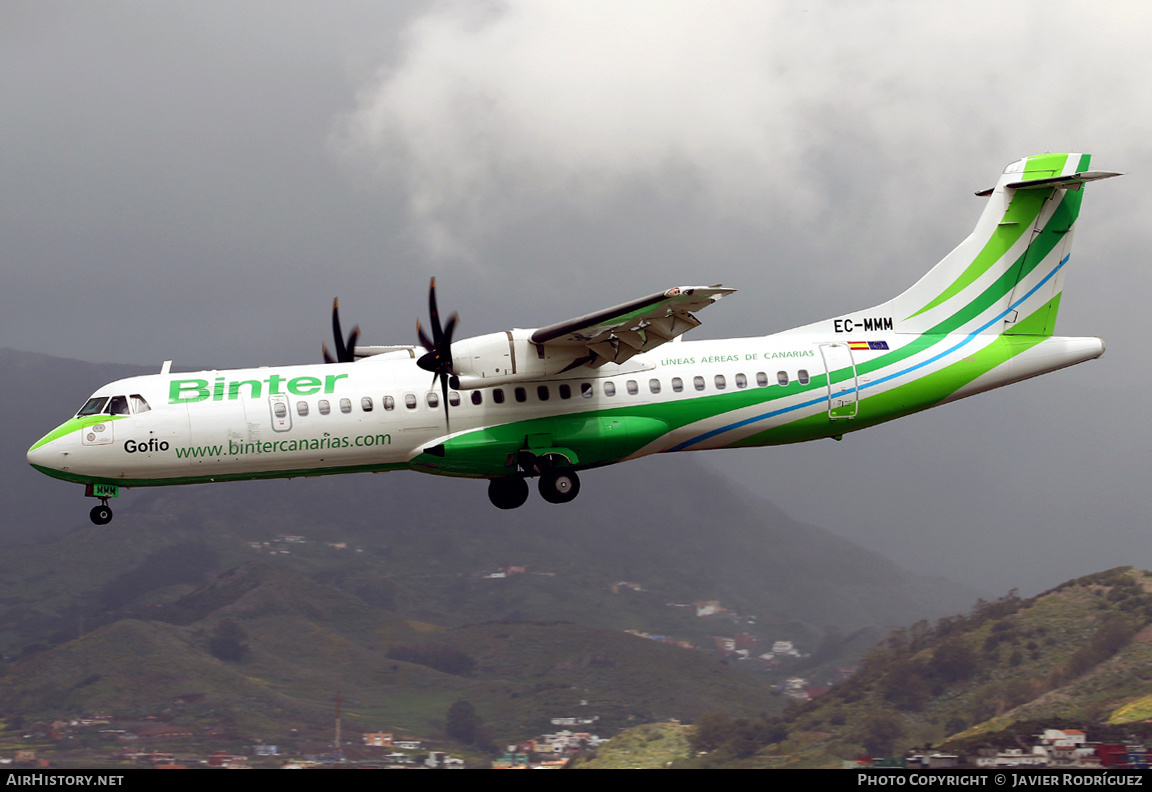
[29,153,1119,525]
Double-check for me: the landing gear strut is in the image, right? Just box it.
[488,450,583,509]
[90,500,113,525]
[488,477,529,510]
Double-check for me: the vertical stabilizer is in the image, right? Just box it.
[786,153,1119,338]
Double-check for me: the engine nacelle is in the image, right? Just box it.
[449,330,581,388]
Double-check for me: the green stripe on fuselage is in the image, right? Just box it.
[731,313,1054,448]
[29,459,411,488]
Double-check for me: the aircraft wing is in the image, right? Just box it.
[530,285,736,367]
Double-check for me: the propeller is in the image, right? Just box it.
[416,277,459,429]
[323,298,360,364]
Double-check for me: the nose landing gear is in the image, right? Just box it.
[90,500,113,525]
[84,484,118,525]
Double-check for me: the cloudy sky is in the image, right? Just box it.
[4,1,1149,594]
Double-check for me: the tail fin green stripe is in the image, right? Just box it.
[1005,293,1062,336]
[925,188,1082,336]
[1016,152,1071,182]
[907,190,1048,319]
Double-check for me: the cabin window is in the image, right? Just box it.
[77,397,109,417]
[735,373,747,389]
[559,384,571,400]
[798,369,810,385]
[340,398,352,413]
[603,382,616,397]
[383,396,395,411]
[648,379,660,394]
[471,391,482,405]
[427,392,439,409]
[714,375,726,390]
[515,387,527,403]
[318,399,331,415]
[296,401,308,416]
[404,393,417,410]
[537,385,550,401]
[493,388,505,404]
[672,377,683,393]
[273,402,288,419]
[693,376,705,391]
[129,394,151,414]
[449,392,461,407]
[777,371,789,386]
[626,380,639,395]
[581,382,593,398]
[756,372,768,387]
[361,397,374,412]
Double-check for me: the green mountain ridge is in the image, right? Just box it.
[665,566,1152,768]
[1,561,782,744]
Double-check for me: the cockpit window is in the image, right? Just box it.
[78,394,149,417]
[77,397,109,417]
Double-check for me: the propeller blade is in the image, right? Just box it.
[440,372,451,432]
[415,278,459,431]
[417,319,434,360]
[428,277,443,348]
[324,298,360,364]
[442,312,459,347]
[345,326,360,361]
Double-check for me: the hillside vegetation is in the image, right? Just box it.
[674,567,1152,767]
[0,562,782,745]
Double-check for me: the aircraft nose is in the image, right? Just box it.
[28,426,71,474]
[27,437,58,469]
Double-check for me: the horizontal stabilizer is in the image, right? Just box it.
[976,170,1122,196]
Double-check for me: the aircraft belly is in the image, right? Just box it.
[412,412,669,477]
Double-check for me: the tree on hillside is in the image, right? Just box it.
[445,699,494,751]
[208,619,249,662]
[691,711,734,753]
[857,709,905,758]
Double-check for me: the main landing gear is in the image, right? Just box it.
[486,467,582,510]
[488,476,529,510]
[538,468,580,504]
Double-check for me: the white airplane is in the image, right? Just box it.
[29,153,1119,525]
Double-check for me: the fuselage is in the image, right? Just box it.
[27,327,1103,489]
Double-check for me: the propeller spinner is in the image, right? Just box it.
[416,277,459,429]
[323,298,360,364]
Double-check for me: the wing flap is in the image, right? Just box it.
[530,286,734,365]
